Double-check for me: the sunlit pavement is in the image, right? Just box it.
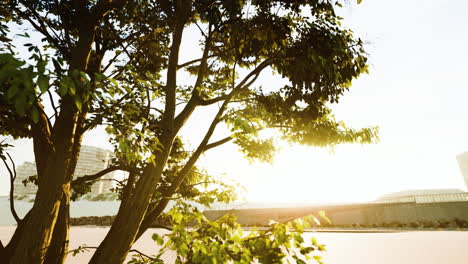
[1,226,467,263]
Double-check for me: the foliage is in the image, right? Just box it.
[129,203,327,264]
[0,139,12,159]
[0,0,376,263]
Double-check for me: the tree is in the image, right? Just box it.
[0,0,376,263]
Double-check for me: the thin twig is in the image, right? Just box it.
[129,249,159,261]
[67,245,159,262]
[47,90,59,119]
[1,153,21,223]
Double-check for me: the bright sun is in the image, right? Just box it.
[202,142,383,205]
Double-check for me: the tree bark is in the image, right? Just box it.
[3,211,30,258]
[88,162,166,263]
[43,193,70,264]
[4,1,118,263]
[7,106,77,263]
[8,158,72,263]
[0,241,5,261]
[44,114,86,264]
[89,10,188,262]
[135,199,168,240]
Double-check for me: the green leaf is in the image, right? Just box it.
[13,95,27,116]
[79,71,90,82]
[68,81,76,95]
[58,76,70,96]
[357,0,363,4]
[152,233,165,246]
[37,74,49,93]
[30,106,39,124]
[37,60,46,74]
[6,84,18,99]
[296,259,307,264]
[109,78,118,87]
[52,58,62,73]
[74,97,82,112]
[313,255,324,264]
[318,211,332,225]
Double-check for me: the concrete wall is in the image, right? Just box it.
[326,202,468,225]
[204,201,468,226]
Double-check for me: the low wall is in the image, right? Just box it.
[203,201,468,226]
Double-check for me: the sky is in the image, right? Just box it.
[2,0,468,204]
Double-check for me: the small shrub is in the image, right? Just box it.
[129,203,327,264]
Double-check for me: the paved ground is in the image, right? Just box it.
[1,226,467,263]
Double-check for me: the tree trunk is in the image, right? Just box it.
[0,241,5,260]
[4,3,105,262]
[89,11,187,262]
[3,211,30,258]
[88,163,166,264]
[135,198,169,240]
[7,154,72,263]
[43,119,85,264]
[8,115,76,263]
[43,193,70,264]
[8,179,63,262]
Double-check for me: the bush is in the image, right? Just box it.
[452,218,468,228]
[128,203,327,264]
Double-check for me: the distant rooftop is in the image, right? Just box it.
[377,189,466,201]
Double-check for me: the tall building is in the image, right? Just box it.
[13,145,116,196]
[456,151,468,191]
[12,162,37,195]
[74,145,115,194]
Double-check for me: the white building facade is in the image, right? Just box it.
[456,151,468,191]
[374,189,468,204]
[14,145,116,196]
[12,162,37,195]
[74,145,115,194]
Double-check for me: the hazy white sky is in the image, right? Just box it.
[2,0,468,203]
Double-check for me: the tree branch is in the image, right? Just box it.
[120,170,137,202]
[128,249,159,262]
[161,16,187,137]
[203,136,232,151]
[137,80,238,238]
[47,90,59,120]
[150,107,164,115]
[136,59,271,239]
[177,55,217,69]
[30,102,54,174]
[148,224,172,231]
[173,24,212,133]
[199,94,230,106]
[91,0,129,22]
[72,165,128,185]
[68,245,156,261]
[102,26,140,74]
[1,153,21,223]
[14,7,68,57]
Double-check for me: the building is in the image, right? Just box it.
[374,189,468,204]
[372,152,468,204]
[12,162,37,195]
[13,145,116,196]
[456,151,468,190]
[74,145,115,194]
[205,152,468,226]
